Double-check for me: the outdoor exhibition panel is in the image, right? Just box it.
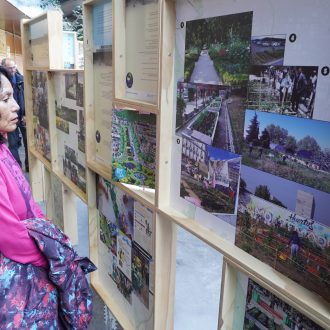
[81,0,330,329]
[21,0,330,329]
[21,11,86,243]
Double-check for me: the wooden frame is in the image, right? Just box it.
[22,1,330,329]
[21,11,87,247]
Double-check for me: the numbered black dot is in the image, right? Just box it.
[321,66,330,76]
[177,138,181,144]
[180,22,184,28]
[289,33,297,43]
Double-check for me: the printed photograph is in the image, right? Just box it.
[117,233,132,281]
[132,242,151,309]
[56,116,69,134]
[78,110,85,153]
[65,73,77,100]
[250,35,286,66]
[184,12,253,85]
[56,105,78,124]
[242,110,330,194]
[32,71,49,129]
[176,82,244,154]
[235,181,330,302]
[247,66,318,118]
[112,109,156,189]
[99,211,117,255]
[97,176,134,240]
[117,269,132,304]
[33,122,51,161]
[244,279,325,329]
[241,165,330,226]
[76,73,84,107]
[181,140,241,216]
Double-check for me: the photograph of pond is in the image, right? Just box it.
[180,140,241,217]
[112,109,156,189]
[247,66,318,118]
[242,109,330,194]
[244,279,325,329]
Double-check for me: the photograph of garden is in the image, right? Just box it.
[112,109,156,189]
[242,110,330,194]
[184,11,252,86]
[250,35,286,66]
[247,66,318,118]
[176,81,240,157]
[244,279,325,329]
[235,187,330,303]
[180,142,241,216]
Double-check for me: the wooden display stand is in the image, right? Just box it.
[23,2,330,330]
[21,10,86,246]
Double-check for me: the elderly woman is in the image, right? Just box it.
[0,66,95,329]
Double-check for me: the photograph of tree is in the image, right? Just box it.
[250,35,286,66]
[181,140,241,216]
[235,179,330,302]
[244,279,325,329]
[242,109,330,194]
[112,109,156,189]
[184,11,252,85]
[247,66,318,118]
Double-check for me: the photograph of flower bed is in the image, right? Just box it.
[190,110,217,137]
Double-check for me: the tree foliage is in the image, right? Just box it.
[266,124,288,145]
[40,0,83,41]
[259,128,270,149]
[245,112,259,145]
[285,135,297,154]
[297,135,321,155]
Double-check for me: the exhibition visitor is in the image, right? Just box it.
[1,58,29,172]
[0,66,95,328]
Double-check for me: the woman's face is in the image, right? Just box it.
[0,74,19,133]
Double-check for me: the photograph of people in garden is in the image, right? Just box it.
[235,169,330,303]
[247,65,318,118]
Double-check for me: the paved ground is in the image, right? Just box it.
[190,50,222,85]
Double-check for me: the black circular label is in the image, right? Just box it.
[177,138,181,144]
[289,33,297,42]
[96,130,101,143]
[180,22,184,28]
[321,66,330,76]
[126,72,133,88]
